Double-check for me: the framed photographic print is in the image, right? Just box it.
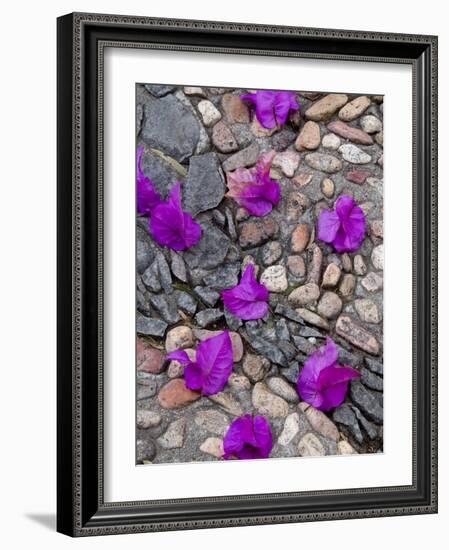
[57,12,438,536]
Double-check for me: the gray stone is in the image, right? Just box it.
[222,142,260,172]
[195,308,224,327]
[197,99,222,126]
[136,315,167,337]
[137,438,156,462]
[141,93,204,162]
[360,114,382,133]
[194,286,220,307]
[208,392,243,416]
[144,84,176,97]
[149,294,181,324]
[352,406,378,439]
[224,309,243,331]
[276,318,290,341]
[338,144,372,164]
[261,241,283,266]
[170,250,188,282]
[245,336,288,367]
[305,153,342,173]
[140,147,187,199]
[281,362,301,384]
[157,418,186,449]
[184,223,230,270]
[274,304,305,324]
[141,262,161,292]
[292,336,316,356]
[203,263,240,290]
[194,410,229,436]
[333,404,363,444]
[176,291,197,316]
[361,272,383,292]
[350,380,383,423]
[360,367,383,391]
[365,357,383,376]
[156,252,173,294]
[183,153,226,216]
[136,227,154,274]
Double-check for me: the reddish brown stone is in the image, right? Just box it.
[222,93,250,123]
[345,169,372,184]
[137,338,164,374]
[327,120,373,145]
[158,379,201,409]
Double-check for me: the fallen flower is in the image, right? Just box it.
[223,414,273,460]
[166,331,233,396]
[297,337,360,411]
[221,264,269,320]
[317,195,366,253]
[136,146,162,216]
[150,182,202,251]
[225,150,280,217]
[241,90,300,129]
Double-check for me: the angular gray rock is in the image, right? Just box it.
[183,153,226,216]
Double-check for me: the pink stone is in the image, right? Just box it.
[327,120,373,145]
[137,338,164,374]
[345,170,372,184]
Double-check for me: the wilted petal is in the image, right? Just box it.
[297,337,358,411]
[196,331,234,395]
[241,90,300,129]
[136,146,162,216]
[225,151,280,217]
[221,264,269,320]
[223,414,273,460]
[150,183,202,251]
[165,349,193,367]
[317,195,366,253]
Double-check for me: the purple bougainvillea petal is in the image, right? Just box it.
[317,195,366,253]
[184,362,203,391]
[317,365,361,411]
[317,209,341,243]
[165,349,193,367]
[195,331,234,396]
[221,264,269,321]
[150,183,202,251]
[240,90,300,129]
[297,337,358,411]
[225,150,280,217]
[223,414,273,460]
[136,146,163,216]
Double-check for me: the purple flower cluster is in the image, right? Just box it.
[221,264,269,321]
[223,414,273,460]
[137,147,201,251]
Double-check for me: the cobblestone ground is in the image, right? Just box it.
[136,84,384,464]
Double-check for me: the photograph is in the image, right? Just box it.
[135,84,384,465]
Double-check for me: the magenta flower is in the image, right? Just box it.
[241,90,300,129]
[136,146,162,216]
[317,195,366,253]
[297,337,360,412]
[223,414,273,460]
[150,182,202,251]
[166,331,233,396]
[225,150,281,217]
[221,264,269,321]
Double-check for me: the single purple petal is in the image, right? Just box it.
[136,146,163,216]
[223,414,273,460]
[317,365,360,411]
[254,90,278,129]
[150,183,202,251]
[273,91,299,125]
[221,264,269,321]
[317,208,341,243]
[184,362,203,391]
[195,331,234,395]
[165,349,193,367]
[225,150,280,217]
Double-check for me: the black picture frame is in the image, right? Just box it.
[57,12,438,537]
